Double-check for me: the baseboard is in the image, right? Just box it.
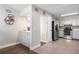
[72,38,79,41]
[0,42,20,49]
[40,40,51,43]
[30,44,40,50]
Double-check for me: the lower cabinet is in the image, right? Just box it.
[59,29,64,37]
[59,28,79,39]
[72,29,79,39]
[18,31,31,47]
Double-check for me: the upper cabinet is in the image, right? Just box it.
[59,16,79,26]
[72,19,76,26]
[76,19,79,26]
[59,19,76,26]
[59,19,64,26]
[59,15,79,26]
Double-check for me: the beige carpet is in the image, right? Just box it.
[33,38,79,54]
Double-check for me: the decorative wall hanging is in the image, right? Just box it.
[4,14,14,25]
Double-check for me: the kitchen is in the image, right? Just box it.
[59,14,79,40]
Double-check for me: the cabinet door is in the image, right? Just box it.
[72,19,76,26]
[59,30,64,37]
[76,19,79,26]
[73,29,79,39]
[59,20,64,26]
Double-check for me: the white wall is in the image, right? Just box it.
[0,5,31,48]
[18,5,32,48]
[31,6,56,50]
[0,6,19,48]
[30,7,40,50]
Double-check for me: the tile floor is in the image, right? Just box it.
[33,38,79,54]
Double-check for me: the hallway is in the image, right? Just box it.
[33,38,79,54]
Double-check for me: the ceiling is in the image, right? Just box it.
[35,4,79,17]
[1,4,79,17]
[1,4,30,12]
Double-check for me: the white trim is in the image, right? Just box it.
[30,44,40,50]
[41,39,52,43]
[0,42,20,49]
[40,40,48,43]
[47,39,52,43]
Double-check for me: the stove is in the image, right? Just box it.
[64,25,72,39]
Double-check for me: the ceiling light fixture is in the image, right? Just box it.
[61,12,78,17]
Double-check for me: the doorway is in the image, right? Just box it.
[40,15,47,46]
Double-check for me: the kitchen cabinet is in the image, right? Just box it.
[59,29,64,37]
[72,29,79,39]
[59,18,76,26]
[59,20,64,26]
[75,19,79,26]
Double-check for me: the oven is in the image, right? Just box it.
[64,25,72,39]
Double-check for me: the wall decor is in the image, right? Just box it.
[4,14,14,25]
